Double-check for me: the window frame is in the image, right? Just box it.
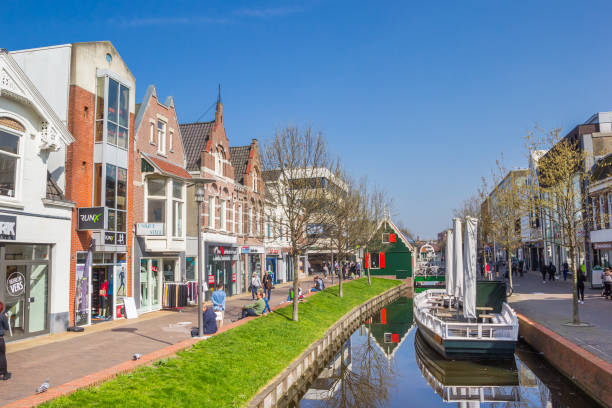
[238,205,243,234]
[105,163,128,232]
[208,196,215,229]
[157,120,166,155]
[0,125,22,199]
[146,177,167,225]
[94,75,130,150]
[219,199,226,231]
[172,180,184,238]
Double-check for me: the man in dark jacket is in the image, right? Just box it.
[201,303,218,335]
[548,262,556,281]
[0,302,11,380]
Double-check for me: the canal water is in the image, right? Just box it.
[299,296,602,408]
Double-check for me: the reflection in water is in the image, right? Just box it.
[300,296,601,408]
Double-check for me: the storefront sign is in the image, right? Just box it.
[594,242,612,249]
[208,274,215,285]
[104,232,126,246]
[267,249,279,255]
[78,207,105,230]
[211,246,237,260]
[241,246,250,254]
[0,215,16,240]
[232,272,236,282]
[6,271,25,296]
[136,223,164,236]
[249,246,264,254]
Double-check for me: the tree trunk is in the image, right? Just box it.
[365,245,371,286]
[330,251,334,285]
[505,247,513,296]
[338,250,344,298]
[569,244,580,325]
[292,250,300,322]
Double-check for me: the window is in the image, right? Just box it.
[256,210,260,235]
[172,181,184,237]
[220,200,226,231]
[106,164,128,232]
[214,149,223,176]
[592,198,598,230]
[252,170,259,192]
[157,120,166,154]
[0,128,20,198]
[608,193,612,225]
[95,76,129,149]
[600,195,606,229]
[238,205,243,234]
[147,178,166,224]
[249,208,253,236]
[369,253,380,269]
[266,216,271,238]
[208,196,215,229]
[173,201,183,237]
[149,123,154,144]
[169,131,174,151]
[93,164,102,206]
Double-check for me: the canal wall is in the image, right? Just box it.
[248,282,410,408]
[517,312,612,407]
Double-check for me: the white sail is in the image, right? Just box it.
[463,216,478,319]
[445,229,454,296]
[453,218,463,299]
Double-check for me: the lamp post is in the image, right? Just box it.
[190,178,212,337]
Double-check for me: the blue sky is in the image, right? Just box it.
[3,0,612,238]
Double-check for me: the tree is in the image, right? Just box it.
[359,185,388,286]
[453,193,481,219]
[480,159,527,294]
[525,127,594,325]
[262,126,331,321]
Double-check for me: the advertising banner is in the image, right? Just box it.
[78,207,105,230]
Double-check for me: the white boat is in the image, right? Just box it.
[413,217,519,359]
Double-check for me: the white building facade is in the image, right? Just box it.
[0,50,75,340]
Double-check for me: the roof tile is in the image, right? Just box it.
[179,121,214,171]
[229,145,251,184]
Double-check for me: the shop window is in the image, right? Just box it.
[0,128,20,198]
[4,244,49,260]
[369,252,380,269]
[186,257,195,281]
[157,120,166,155]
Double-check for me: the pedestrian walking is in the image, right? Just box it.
[602,268,612,299]
[577,268,586,304]
[548,262,556,281]
[0,301,11,381]
[541,264,547,284]
[211,283,226,326]
[562,262,569,281]
[263,271,273,301]
[323,262,329,278]
[355,261,361,278]
[251,272,261,300]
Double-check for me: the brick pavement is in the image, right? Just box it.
[508,270,612,364]
[0,279,325,406]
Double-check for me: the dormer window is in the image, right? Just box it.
[0,126,21,198]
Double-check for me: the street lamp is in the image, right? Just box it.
[190,178,213,337]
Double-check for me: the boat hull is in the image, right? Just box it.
[415,313,516,360]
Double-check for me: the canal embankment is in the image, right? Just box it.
[29,277,401,408]
[509,272,612,407]
[248,282,409,408]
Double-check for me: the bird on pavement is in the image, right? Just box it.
[132,353,142,361]
[36,379,50,394]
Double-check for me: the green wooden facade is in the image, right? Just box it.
[365,220,414,279]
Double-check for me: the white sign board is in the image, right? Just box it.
[136,223,164,236]
[122,297,138,319]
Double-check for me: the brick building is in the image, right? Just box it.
[181,99,265,298]
[12,42,136,326]
[132,85,192,313]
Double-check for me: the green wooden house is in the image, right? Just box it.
[364,218,415,279]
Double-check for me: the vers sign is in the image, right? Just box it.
[78,207,106,230]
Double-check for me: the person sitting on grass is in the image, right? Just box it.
[241,291,265,319]
[311,276,323,292]
[202,302,218,335]
[287,286,305,301]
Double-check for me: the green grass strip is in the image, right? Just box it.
[45,277,401,408]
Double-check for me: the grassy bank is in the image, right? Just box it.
[45,277,401,408]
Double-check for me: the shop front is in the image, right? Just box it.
[75,251,128,325]
[242,246,264,284]
[137,257,181,313]
[1,244,51,341]
[206,244,238,298]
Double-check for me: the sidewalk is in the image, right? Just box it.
[508,270,612,364]
[0,280,311,406]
